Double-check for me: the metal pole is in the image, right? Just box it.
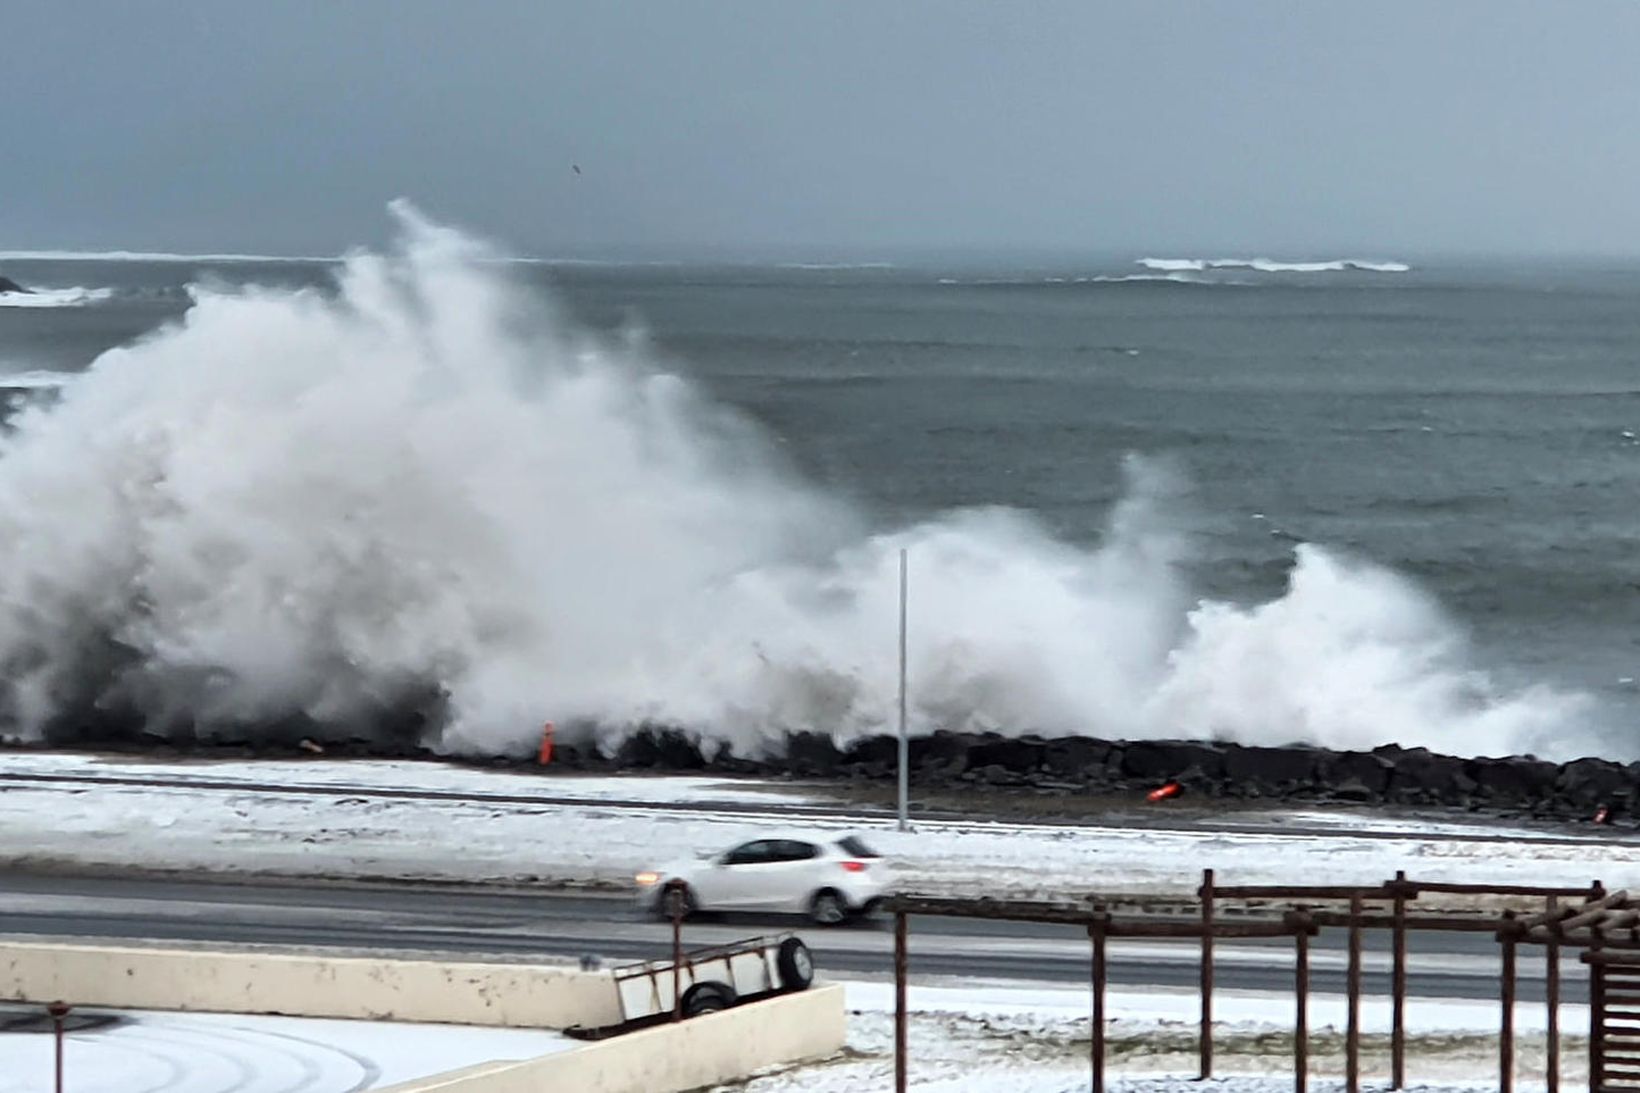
[1200,868,1215,1079]
[47,1002,69,1093]
[1346,893,1362,1093]
[895,910,909,1093]
[1500,911,1516,1093]
[1090,912,1107,1093]
[1295,912,1309,1093]
[1545,895,1560,1093]
[897,547,909,833]
[669,881,684,1022]
[1392,869,1407,1090]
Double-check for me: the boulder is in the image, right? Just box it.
[1468,756,1558,804]
[1222,744,1319,789]
[1042,737,1111,779]
[911,732,976,776]
[784,731,843,775]
[0,276,29,295]
[1556,757,1635,809]
[967,735,1046,773]
[1386,747,1468,803]
[1319,751,1394,796]
[1331,778,1378,804]
[615,726,705,769]
[1120,740,1226,782]
[842,734,898,774]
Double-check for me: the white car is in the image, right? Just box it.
[635,832,890,925]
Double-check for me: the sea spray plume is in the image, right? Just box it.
[1149,546,1587,757]
[0,203,854,747]
[0,205,1593,759]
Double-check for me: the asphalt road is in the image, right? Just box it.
[0,871,1580,1004]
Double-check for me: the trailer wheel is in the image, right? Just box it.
[681,982,736,1017]
[776,937,815,991]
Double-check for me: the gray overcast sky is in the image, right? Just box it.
[4,2,1640,260]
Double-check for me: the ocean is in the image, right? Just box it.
[2,231,1638,761]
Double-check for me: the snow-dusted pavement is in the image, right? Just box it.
[0,753,1630,902]
[0,1006,568,1093]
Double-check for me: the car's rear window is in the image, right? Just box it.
[837,836,882,858]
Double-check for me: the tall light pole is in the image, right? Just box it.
[897,547,909,832]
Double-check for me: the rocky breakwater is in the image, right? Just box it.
[549,728,1635,824]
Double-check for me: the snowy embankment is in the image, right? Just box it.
[0,754,1632,900]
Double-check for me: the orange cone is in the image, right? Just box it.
[538,721,555,766]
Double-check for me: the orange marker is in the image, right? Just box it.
[538,721,555,766]
[1147,781,1181,802]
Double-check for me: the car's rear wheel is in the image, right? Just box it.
[809,888,849,926]
[681,982,735,1017]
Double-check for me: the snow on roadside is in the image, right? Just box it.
[0,751,816,806]
[0,753,1632,898]
[711,980,1583,1092]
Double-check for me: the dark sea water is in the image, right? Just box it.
[3,252,1639,754]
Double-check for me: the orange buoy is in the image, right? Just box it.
[1594,804,1611,825]
[1147,781,1181,803]
[538,721,555,766]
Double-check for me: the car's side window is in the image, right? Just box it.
[777,840,820,861]
[723,840,772,866]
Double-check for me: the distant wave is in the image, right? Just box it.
[1138,257,1412,273]
[0,286,114,308]
[0,370,76,391]
[936,272,1215,286]
[0,249,338,263]
[777,262,896,271]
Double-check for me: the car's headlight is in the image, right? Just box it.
[634,871,661,886]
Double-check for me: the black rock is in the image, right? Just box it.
[1556,757,1634,809]
[1332,778,1378,803]
[785,731,843,775]
[0,276,29,295]
[1042,736,1110,779]
[967,734,1045,773]
[1222,744,1319,788]
[1320,751,1394,796]
[1121,740,1226,781]
[1468,756,1558,803]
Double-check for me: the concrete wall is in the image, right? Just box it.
[377,984,847,1093]
[0,941,623,1029]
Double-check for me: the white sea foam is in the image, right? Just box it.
[1138,257,1412,274]
[0,204,1587,759]
[0,286,114,308]
[0,370,77,390]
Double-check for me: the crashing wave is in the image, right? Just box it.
[0,204,1587,760]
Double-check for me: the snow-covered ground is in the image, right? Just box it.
[0,1006,568,1093]
[713,979,1585,1092]
[0,754,1629,901]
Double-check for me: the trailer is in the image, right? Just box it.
[612,932,816,1024]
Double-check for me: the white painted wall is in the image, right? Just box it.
[0,941,623,1029]
[377,984,847,1093]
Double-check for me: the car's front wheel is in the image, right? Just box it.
[809,888,849,926]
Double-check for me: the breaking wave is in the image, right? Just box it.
[0,287,115,308]
[1138,257,1412,274]
[0,204,1589,760]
